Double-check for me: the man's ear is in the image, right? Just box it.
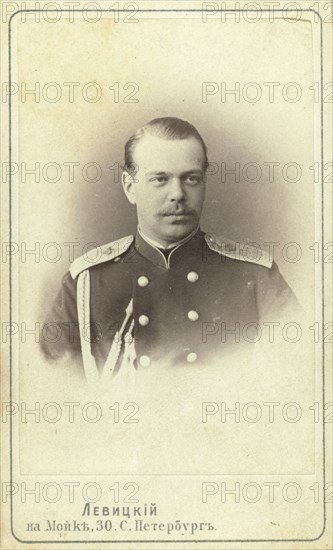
[122,170,137,205]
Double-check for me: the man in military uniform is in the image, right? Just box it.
[41,117,299,383]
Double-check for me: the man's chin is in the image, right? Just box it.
[162,222,197,241]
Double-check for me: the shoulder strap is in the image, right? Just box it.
[205,233,273,268]
[70,235,134,279]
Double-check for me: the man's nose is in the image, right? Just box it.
[168,177,185,202]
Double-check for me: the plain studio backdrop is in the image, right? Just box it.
[8,11,322,483]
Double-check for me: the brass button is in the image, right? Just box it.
[187,271,199,283]
[139,355,151,367]
[187,352,197,363]
[188,310,199,322]
[138,315,150,327]
[138,276,149,287]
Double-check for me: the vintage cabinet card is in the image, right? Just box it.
[1,1,332,548]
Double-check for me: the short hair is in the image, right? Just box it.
[124,117,209,175]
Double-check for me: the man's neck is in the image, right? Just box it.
[138,225,199,250]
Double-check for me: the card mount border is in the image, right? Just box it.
[7,6,326,544]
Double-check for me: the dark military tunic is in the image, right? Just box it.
[41,229,299,378]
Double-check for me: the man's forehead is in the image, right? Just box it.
[133,135,205,168]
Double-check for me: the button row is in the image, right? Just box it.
[137,271,199,287]
[138,311,199,326]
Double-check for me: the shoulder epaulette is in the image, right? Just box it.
[204,233,273,268]
[69,235,134,279]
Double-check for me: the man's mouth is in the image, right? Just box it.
[162,210,192,217]
[161,211,194,224]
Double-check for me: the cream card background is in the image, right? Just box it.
[1,1,332,547]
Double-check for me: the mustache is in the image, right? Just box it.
[159,207,197,216]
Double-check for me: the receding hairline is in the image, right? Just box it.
[126,135,207,178]
[124,117,209,174]
[132,133,206,154]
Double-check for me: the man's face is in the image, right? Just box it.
[123,135,206,246]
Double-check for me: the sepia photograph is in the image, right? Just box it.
[40,114,304,382]
[1,1,331,547]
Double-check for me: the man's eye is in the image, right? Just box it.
[150,176,168,184]
[184,175,201,185]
